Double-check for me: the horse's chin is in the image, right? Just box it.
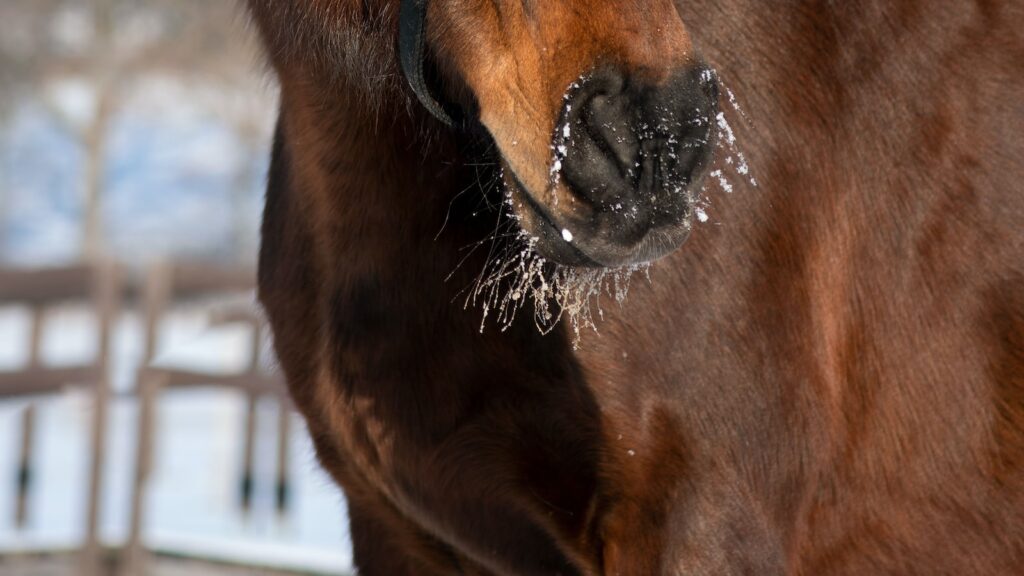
[502,172,601,268]
[502,167,696,270]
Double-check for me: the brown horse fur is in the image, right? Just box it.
[248,0,1024,574]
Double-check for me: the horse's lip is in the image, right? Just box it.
[506,168,696,268]
[507,170,603,267]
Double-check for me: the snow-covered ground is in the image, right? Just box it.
[0,306,353,573]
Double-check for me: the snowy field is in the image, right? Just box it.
[0,305,353,574]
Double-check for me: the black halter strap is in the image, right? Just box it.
[398,0,462,127]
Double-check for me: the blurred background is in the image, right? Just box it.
[0,1,353,574]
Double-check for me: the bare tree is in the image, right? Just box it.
[0,0,274,262]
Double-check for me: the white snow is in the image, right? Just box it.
[0,308,352,572]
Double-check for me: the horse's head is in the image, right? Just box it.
[420,0,718,268]
[248,0,718,269]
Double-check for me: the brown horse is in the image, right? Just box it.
[248,1,1024,574]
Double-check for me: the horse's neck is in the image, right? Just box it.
[281,79,460,279]
[271,78,584,443]
[276,75,545,363]
[682,0,1022,485]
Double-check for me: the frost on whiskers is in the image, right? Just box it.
[694,70,758,225]
[465,229,649,347]
[462,68,755,344]
[459,76,650,346]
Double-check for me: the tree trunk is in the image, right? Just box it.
[0,137,9,260]
[82,84,113,261]
[81,0,115,261]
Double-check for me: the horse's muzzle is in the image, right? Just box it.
[537,64,719,268]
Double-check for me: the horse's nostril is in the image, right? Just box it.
[561,65,718,212]
[581,92,639,180]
